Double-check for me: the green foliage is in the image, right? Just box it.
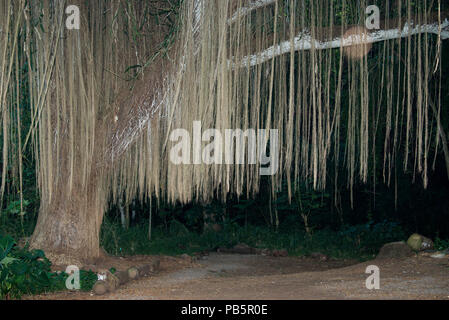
[273,183,330,234]
[4,200,29,217]
[1,165,40,239]
[434,237,449,251]
[100,216,407,261]
[338,220,406,253]
[79,270,98,292]
[0,235,56,299]
[0,234,97,300]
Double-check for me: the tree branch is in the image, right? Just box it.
[105,0,203,162]
[108,7,449,166]
[234,15,449,68]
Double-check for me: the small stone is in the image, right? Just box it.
[93,281,109,295]
[127,267,139,280]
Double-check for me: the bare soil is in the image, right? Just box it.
[25,252,449,300]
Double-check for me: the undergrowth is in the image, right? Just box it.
[0,234,97,300]
[100,218,407,261]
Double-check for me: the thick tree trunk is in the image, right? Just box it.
[29,119,108,263]
[31,203,102,264]
[30,178,105,263]
[31,212,99,258]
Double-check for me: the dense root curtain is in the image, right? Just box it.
[1,0,448,261]
[23,0,178,260]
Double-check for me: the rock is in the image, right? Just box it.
[407,234,422,250]
[127,261,160,280]
[93,281,109,295]
[95,269,120,292]
[127,267,139,280]
[105,272,120,291]
[407,234,434,251]
[376,241,414,260]
[419,236,434,250]
[115,271,130,285]
[149,260,160,273]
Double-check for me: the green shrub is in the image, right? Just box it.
[0,235,55,299]
[338,220,406,253]
[434,237,449,251]
[0,234,97,299]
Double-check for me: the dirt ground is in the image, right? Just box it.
[26,252,449,300]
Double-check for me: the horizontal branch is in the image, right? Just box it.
[235,15,449,68]
[108,7,449,164]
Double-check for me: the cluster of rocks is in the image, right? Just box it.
[377,233,448,260]
[93,260,160,295]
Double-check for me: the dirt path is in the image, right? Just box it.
[28,253,449,300]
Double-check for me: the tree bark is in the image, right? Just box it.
[30,185,104,263]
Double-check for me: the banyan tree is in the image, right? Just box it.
[0,0,448,261]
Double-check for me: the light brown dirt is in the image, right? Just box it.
[26,253,449,300]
